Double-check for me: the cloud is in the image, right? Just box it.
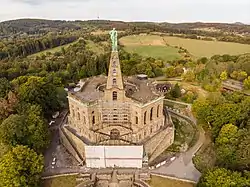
[1,0,250,23]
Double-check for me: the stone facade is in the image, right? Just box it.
[61,50,174,165]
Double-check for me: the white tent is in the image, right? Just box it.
[85,145,143,168]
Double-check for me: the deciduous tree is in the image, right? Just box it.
[0,145,44,187]
[197,168,250,187]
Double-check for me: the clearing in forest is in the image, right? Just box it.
[85,40,105,54]
[28,40,78,58]
[119,35,181,61]
[163,36,250,57]
[120,34,250,58]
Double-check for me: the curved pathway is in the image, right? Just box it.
[152,106,205,182]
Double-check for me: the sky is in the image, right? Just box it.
[0,0,250,23]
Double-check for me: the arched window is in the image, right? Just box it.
[110,129,120,140]
[92,116,95,124]
[112,61,116,67]
[135,116,138,124]
[113,69,117,76]
[150,107,153,121]
[113,91,117,100]
[83,116,86,124]
[144,111,147,124]
[113,78,117,85]
[157,105,160,117]
[77,112,80,120]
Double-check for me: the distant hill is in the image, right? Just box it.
[234,22,245,25]
[0,19,249,39]
[0,19,82,38]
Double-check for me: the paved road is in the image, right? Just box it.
[152,126,205,182]
[44,110,69,170]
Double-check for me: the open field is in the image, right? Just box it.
[42,175,78,187]
[120,35,181,61]
[123,45,181,61]
[28,40,78,58]
[147,175,195,187]
[86,40,104,54]
[163,36,250,57]
[120,34,250,58]
[29,39,105,58]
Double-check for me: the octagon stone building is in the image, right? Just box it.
[60,50,174,166]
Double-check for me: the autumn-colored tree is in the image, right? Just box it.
[182,70,196,82]
[243,76,250,89]
[220,71,228,81]
[0,91,18,122]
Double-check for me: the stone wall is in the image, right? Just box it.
[144,125,174,162]
[148,126,174,162]
[59,125,86,163]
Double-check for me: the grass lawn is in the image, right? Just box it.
[147,175,195,187]
[120,35,181,61]
[124,45,181,61]
[42,175,78,187]
[163,36,250,57]
[120,34,250,58]
[86,40,104,54]
[28,41,78,58]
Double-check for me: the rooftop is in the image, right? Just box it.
[125,76,162,103]
[69,75,163,104]
[70,75,107,103]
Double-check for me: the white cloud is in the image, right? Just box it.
[0,0,249,23]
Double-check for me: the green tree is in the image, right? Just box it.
[182,70,196,82]
[215,124,239,168]
[0,105,50,152]
[0,78,11,98]
[0,145,44,187]
[0,114,26,146]
[23,104,50,152]
[17,76,60,115]
[235,131,250,170]
[164,66,176,78]
[170,83,181,98]
[237,71,248,81]
[220,71,228,81]
[197,168,250,187]
[0,143,10,158]
[192,98,213,124]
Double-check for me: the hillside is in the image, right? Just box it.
[0,19,82,38]
[0,19,249,40]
